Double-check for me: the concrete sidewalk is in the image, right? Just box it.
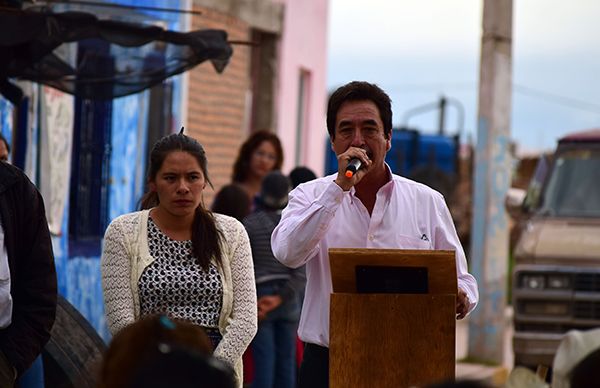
[455,307,513,386]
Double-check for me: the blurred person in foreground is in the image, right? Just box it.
[271,81,478,388]
[243,172,305,388]
[97,314,236,388]
[232,130,284,209]
[101,131,257,387]
[0,160,57,387]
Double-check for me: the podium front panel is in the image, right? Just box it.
[330,293,455,388]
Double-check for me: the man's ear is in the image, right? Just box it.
[386,131,392,152]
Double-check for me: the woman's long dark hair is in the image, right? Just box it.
[231,130,283,183]
[140,133,223,270]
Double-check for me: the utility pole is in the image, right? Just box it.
[468,0,513,364]
[438,96,446,135]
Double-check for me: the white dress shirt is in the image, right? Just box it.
[271,170,478,347]
[0,217,12,329]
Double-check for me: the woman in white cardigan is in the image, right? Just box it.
[101,131,257,387]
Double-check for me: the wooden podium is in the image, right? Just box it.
[329,248,457,388]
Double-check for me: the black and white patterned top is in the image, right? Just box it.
[138,218,223,328]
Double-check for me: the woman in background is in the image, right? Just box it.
[231,131,283,207]
[101,132,257,388]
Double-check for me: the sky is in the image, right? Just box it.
[327,0,600,154]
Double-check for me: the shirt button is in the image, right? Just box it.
[369,234,374,241]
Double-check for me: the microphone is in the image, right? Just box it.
[345,158,362,178]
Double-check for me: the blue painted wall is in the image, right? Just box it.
[1,0,186,343]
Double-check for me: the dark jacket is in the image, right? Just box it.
[0,162,57,376]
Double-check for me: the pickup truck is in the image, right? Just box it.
[506,128,600,369]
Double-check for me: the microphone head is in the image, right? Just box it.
[344,158,362,178]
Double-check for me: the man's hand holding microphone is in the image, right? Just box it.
[334,147,372,191]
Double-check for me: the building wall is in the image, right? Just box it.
[186,6,252,204]
[187,0,328,199]
[275,0,328,175]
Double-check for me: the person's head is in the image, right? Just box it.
[140,131,223,270]
[327,82,392,173]
[211,183,251,221]
[258,171,291,210]
[97,315,235,388]
[0,133,10,162]
[569,347,600,387]
[289,166,317,188]
[326,81,393,141]
[142,132,211,215]
[552,328,600,388]
[425,379,495,388]
[232,130,283,183]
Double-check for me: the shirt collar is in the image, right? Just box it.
[348,163,394,202]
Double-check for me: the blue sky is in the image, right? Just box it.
[327,0,600,153]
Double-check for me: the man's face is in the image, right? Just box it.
[330,100,391,171]
[0,141,8,162]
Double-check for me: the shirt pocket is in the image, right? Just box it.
[395,233,433,250]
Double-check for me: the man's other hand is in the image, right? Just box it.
[456,288,470,320]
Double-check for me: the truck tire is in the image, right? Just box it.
[42,295,107,388]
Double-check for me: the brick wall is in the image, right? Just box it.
[187,6,251,206]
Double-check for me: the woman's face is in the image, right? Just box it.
[149,151,206,218]
[249,140,278,180]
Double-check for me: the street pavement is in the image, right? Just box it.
[455,307,514,386]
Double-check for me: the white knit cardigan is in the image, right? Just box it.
[101,209,257,387]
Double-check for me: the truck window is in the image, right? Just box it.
[539,149,600,217]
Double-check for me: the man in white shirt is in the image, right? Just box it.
[271,81,478,388]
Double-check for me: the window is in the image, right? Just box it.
[69,39,113,255]
[295,70,311,166]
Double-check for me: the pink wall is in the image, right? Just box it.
[275,0,329,176]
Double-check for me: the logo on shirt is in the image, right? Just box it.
[420,234,429,241]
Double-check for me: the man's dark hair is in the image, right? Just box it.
[326,81,392,140]
[289,166,317,188]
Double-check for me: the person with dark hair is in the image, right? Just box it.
[0,133,10,162]
[232,130,283,205]
[211,183,252,222]
[0,161,57,387]
[271,81,478,388]
[242,172,305,388]
[101,132,257,388]
[551,327,600,388]
[289,166,317,189]
[97,314,236,388]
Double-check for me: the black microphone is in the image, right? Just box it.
[345,158,362,178]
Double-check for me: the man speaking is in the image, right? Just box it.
[271,81,478,388]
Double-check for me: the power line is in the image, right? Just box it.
[386,82,600,115]
[513,83,600,114]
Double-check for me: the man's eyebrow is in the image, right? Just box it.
[361,119,379,126]
[338,118,379,127]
